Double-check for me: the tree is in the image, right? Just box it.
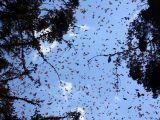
[88,0,160,98]
[0,84,19,120]
[127,0,160,98]
[0,0,79,119]
[0,0,79,81]
[31,111,81,120]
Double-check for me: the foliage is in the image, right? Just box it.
[0,84,19,120]
[0,0,79,119]
[88,0,160,98]
[127,0,160,98]
[1,0,160,119]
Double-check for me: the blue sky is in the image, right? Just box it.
[10,0,160,119]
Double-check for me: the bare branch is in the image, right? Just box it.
[0,93,40,105]
[88,46,139,65]
[0,69,34,84]
[0,41,35,48]
[38,50,60,81]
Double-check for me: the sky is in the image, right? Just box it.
[10,0,160,120]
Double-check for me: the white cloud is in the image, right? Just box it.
[68,32,78,37]
[41,28,51,34]
[59,80,73,101]
[67,29,78,37]
[32,27,58,61]
[31,41,58,61]
[59,80,72,94]
[34,28,51,38]
[34,27,58,55]
[76,107,85,120]
[79,24,90,31]
[40,41,58,55]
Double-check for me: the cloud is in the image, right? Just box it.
[40,41,58,55]
[32,27,58,61]
[66,29,78,38]
[40,28,51,34]
[67,24,90,38]
[68,32,78,37]
[59,80,73,94]
[34,28,51,38]
[31,41,58,61]
[59,80,73,101]
[79,24,90,31]
[76,107,85,120]
[34,27,58,55]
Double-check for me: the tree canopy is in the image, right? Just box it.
[0,0,79,119]
[1,0,160,119]
[88,0,160,98]
[0,0,79,82]
[127,0,160,98]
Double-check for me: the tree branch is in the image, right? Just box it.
[37,50,60,81]
[88,47,139,65]
[0,41,34,48]
[0,93,40,105]
[0,69,35,84]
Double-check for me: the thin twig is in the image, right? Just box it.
[38,50,60,81]
[32,35,61,80]
[62,39,77,54]
[87,47,139,66]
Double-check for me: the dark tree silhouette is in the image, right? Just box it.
[0,84,19,120]
[0,0,79,119]
[0,0,79,81]
[127,0,160,98]
[31,111,81,120]
[88,0,160,98]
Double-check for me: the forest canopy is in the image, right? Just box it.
[88,0,160,98]
[127,0,160,98]
[0,0,80,119]
[0,0,160,119]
